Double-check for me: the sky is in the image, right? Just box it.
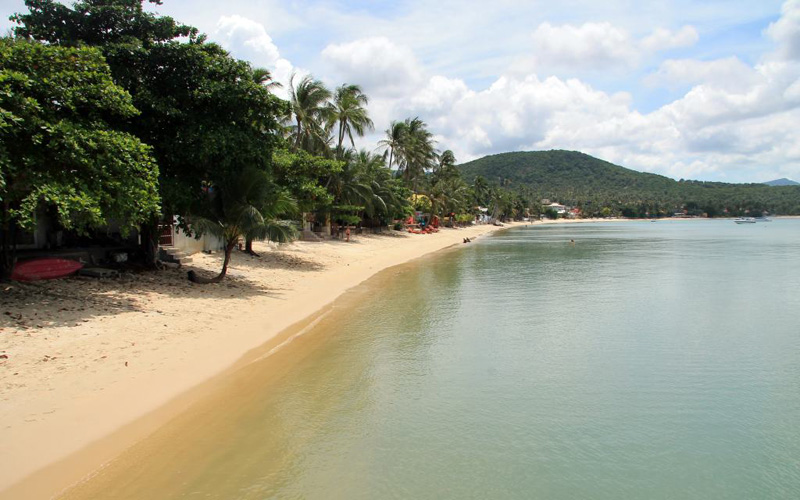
[2,0,800,183]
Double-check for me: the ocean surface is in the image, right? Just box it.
[64,220,800,499]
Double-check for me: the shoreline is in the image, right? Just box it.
[1,222,518,499]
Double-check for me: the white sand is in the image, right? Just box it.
[0,223,521,497]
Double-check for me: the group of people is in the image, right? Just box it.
[463,237,472,244]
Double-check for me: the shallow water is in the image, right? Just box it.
[63,220,800,499]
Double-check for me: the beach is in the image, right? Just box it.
[0,222,520,498]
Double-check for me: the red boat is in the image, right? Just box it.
[11,258,84,281]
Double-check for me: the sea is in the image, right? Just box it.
[63,219,800,499]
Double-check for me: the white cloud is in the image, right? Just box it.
[766,0,800,61]
[212,15,296,97]
[409,76,472,113]
[215,15,282,67]
[530,22,639,69]
[321,37,424,96]
[528,22,699,72]
[644,57,759,91]
[641,26,699,51]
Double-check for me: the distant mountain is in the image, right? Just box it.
[764,178,799,186]
[458,150,800,216]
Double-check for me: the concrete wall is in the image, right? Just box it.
[171,227,224,254]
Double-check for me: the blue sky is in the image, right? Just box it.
[2,0,799,183]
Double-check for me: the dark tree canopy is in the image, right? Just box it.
[12,0,286,218]
[0,37,160,277]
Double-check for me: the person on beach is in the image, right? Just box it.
[346,227,351,242]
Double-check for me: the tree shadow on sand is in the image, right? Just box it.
[0,250,303,330]
[230,247,327,272]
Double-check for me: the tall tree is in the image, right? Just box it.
[287,73,333,155]
[0,38,159,279]
[378,120,405,170]
[389,117,436,194]
[12,0,285,264]
[329,84,373,156]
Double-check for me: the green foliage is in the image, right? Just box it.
[287,74,334,155]
[188,167,298,282]
[0,37,159,232]
[13,0,285,220]
[456,214,474,223]
[272,149,341,213]
[459,150,800,216]
[330,84,373,155]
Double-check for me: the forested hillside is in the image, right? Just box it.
[459,150,800,217]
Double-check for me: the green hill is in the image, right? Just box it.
[764,178,799,186]
[458,150,800,217]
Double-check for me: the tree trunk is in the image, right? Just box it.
[244,236,259,257]
[0,201,14,282]
[188,240,236,284]
[294,117,303,151]
[140,215,160,269]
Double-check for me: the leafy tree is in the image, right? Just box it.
[12,0,285,263]
[0,37,160,279]
[272,148,341,215]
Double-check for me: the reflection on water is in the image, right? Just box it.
[63,220,800,499]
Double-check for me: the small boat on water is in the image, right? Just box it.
[755,217,772,222]
[734,217,756,224]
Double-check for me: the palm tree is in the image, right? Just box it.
[330,84,373,156]
[187,168,297,284]
[244,188,297,257]
[378,120,406,170]
[392,117,436,194]
[252,67,283,91]
[287,73,333,154]
[472,175,490,207]
[428,173,468,227]
[328,149,378,212]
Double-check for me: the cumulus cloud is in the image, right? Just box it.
[215,15,282,66]
[644,57,759,91]
[530,22,639,69]
[528,22,698,72]
[213,15,296,95]
[766,0,800,61]
[321,37,424,96]
[641,26,699,52]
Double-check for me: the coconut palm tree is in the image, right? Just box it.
[378,120,406,170]
[428,173,468,226]
[472,175,491,207]
[329,84,373,156]
[287,73,333,154]
[252,67,283,91]
[392,117,436,194]
[187,168,297,284]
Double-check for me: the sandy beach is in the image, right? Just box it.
[0,222,527,498]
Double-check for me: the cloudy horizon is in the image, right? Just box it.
[2,0,799,183]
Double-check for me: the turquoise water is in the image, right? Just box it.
[65,220,800,499]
